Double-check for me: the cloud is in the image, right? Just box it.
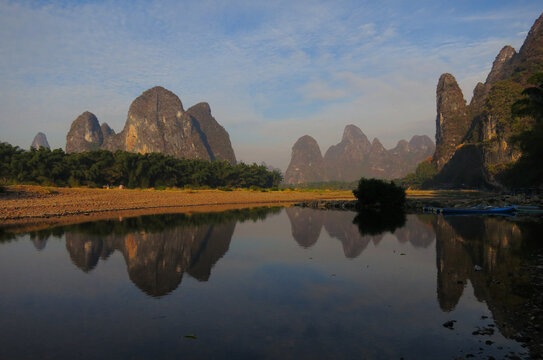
[0,0,540,171]
[300,80,348,101]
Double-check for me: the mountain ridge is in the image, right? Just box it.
[66,86,236,164]
[431,12,543,188]
[285,125,434,184]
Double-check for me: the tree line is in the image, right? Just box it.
[0,144,282,189]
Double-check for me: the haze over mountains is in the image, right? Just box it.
[31,132,50,150]
[285,125,434,183]
[285,12,543,187]
[25,11,543,189]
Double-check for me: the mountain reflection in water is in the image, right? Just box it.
[1,207,541,359]
[286,207,431,257]
[26,207,281,297]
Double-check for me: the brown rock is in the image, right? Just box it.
[486,45,517,86]
[408,135,435,159]
[509,13,543,83]
[31,132,50,150]
[100,122,115,139]
[432,73,470,171]
[186,102,236,164]
[324,124,372,182]
[67,86,236,163]
[284,135,327,184]
[469,82,488,115]
[367,137,397,178]
[114,86,211,159]
[285,126,435,183]
[66,111,103,153]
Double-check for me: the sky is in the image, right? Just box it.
[0,0,541,171]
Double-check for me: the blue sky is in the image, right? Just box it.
[0,0,541,170]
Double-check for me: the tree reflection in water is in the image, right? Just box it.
[24,207,281,297]
[286,206,543,355]
[1,206,542,358]
[428,214,543,349]
[286,207,431,258]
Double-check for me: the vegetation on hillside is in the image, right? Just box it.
[397,161,437,189]
[484,80,527,136]
[0,143,282,189]
[502,73,543,187]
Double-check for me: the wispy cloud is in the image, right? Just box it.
[0,0,540,170]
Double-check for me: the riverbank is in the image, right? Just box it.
[0,185,354,228]
[295,190,543,211]
[2,186,542,230]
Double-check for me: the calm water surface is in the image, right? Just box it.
[0,207,541,359]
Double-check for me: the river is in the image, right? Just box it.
[0,207,541,359]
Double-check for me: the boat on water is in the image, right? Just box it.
[423,206,517,215]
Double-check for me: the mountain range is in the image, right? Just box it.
[34,12,543,189]
[284,125,434,183]
[65,86,236,164]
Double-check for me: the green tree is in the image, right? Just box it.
[505,72,543,187]
[483,80,525,136]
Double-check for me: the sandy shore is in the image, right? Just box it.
[0,185,354,228]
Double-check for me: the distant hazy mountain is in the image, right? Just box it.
[284,124,434,184]
[31,132,50,150]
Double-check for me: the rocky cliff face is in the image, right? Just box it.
[186,102,236,164]
[66,86,236,163]
[323,125,372,182]
[100,122,115,139]
[113,86,211,160]
[31,132,50,150]
[66,111,103,153]
[433,73,470,171]
[470,46,517,114]
[432,12,543,188]
[284,126,434,184]
[508,12,543,84]
[366,138,398,178]
[284,135,327,184]
[486,45,517,86]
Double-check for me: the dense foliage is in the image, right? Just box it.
[353,178,406,209]
[483,80,526,136]
[503,73,543,187]
[0,144,282,189]
[398,161,437,189]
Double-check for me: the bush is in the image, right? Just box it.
[353,178,406,209]
[218,186,233,191]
